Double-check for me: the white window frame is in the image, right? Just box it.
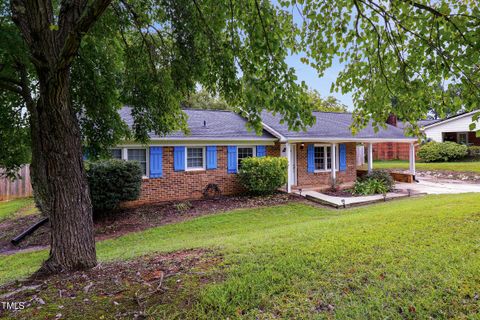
[237,146,256,170]
[457,132,469,145]
[313,144,339,172]
[185,146,206,171]
[125,148,149,178]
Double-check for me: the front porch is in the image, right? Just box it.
[283,141,417,193]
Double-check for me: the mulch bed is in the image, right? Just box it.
[0,193,303,254]
[0,248,221,319]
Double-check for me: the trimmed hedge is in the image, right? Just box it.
[238,156,288,195]
[467,146,480,159]
[86,159,143,216]
[418,141,468,162]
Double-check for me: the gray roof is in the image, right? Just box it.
[397,119,440,130]
[261,111,415,141]
[119,107,276,140]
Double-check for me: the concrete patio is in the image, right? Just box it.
[396,178,480,194]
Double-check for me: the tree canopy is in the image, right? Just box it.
[306,90,349,112]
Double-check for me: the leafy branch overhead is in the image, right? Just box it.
[293,0,479,133]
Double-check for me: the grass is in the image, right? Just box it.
[368,159,480,173]
[1,194,480,318]
[0,197,36,222]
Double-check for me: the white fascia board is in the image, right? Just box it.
[422,110,479,130]
[285,137,417,143]
[119,139,276,147]
[260,122,286,142]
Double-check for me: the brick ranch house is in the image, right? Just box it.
[114,108,416,204]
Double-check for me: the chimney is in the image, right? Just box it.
[386,113,397,127]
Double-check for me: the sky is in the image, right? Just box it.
[285,53,354,110]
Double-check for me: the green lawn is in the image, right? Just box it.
[0,197,36,222]
[369,159,480,173]
[1,195,480,318]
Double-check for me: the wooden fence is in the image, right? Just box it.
[0,165,32,201]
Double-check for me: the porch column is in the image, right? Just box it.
[409,142,416,177]
[367,143,373,173]
[331,143,337,184]
[285,142,292,193]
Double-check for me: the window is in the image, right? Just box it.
[186,147,205,170]
[314,145,339,171]
[110,148,122,160]
[458,132,468,145]
[127,149,147,175]
[237,147,255,169]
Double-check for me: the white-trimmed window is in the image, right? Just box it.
[237,146,255,169]
[458,132,468,145]
[314,145,339,172]
[110,148,122,160]
[186,147,205,170]
[127,148,147,175]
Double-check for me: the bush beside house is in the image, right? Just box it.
[86,159,143,217]
[353,170,394,195]
[418,141,468,162]
[238,157,288,195]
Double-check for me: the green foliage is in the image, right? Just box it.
[183,89,231,110]
[418,142,468,162]
[353,169,394,195]
[306,90,348,112]
[86,160,143,216]
[296,0,480,135]
[361,170,395,191]
[353,178,389,196]
[238,157,288,194]
[467,146,480,159]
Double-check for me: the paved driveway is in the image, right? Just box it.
[396,178,480,194]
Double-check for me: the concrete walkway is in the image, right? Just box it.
[301,190,412,208]
[396,178,480,194]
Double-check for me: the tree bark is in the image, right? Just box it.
[31,67,96,273]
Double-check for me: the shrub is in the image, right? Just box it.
[417,141,468,162]
[353,178,389,196]
[361,170,395,192]
[467,146,480,159]
[238,156,288,194]
[86,159,143,216]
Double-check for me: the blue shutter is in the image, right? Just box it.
[307,144,315,173]
[206,146,217,170]
[339,143,347,171]
[256,145,266,157]
[227,146,237,174]
[174,146,185,171]
[149,147,163,178]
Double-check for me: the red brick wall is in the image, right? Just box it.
[296,142,357,188]
[468,132,480,146]
[373,142,413,160]
[128,144,280,205]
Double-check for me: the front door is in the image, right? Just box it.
[290,144,297,186]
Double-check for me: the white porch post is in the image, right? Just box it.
[409,142,416,176]
[331,143,337,184]
[367,143,373,173]
[285,142,292,193]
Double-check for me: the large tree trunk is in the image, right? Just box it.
[30,67,96,273]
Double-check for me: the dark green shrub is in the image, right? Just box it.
[361,170,395,192]
[86,159,143,216]
[353,179,389,195]
[418,141,467,162]
[467,146,480,159]
[238,156,288,194]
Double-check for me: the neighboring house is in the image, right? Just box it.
[115,107,416,205]
[422,110,480,145]
[372,115,437,161]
